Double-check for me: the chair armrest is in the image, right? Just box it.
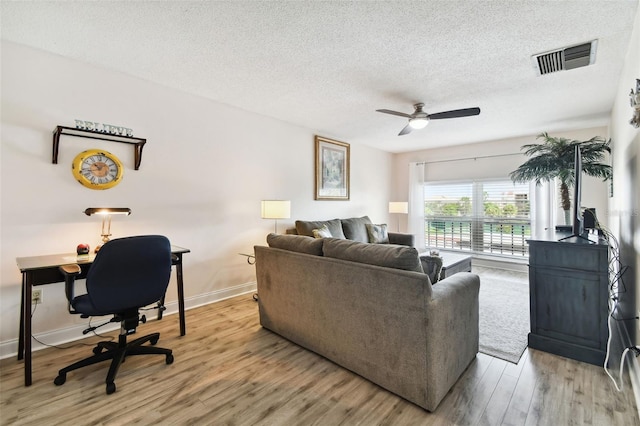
[424,272,480,409]
[388,232,415,247]
[59,264,81,313]
[427,272,480,347]
[59,264,81,275]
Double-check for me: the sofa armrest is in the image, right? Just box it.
[388,232,414,247]
[424,272,480,410]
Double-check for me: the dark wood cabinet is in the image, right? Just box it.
[527,234,609,366]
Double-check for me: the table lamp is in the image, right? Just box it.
[261,200,290,233]
[84,207,131,252]
[388,201,408,232]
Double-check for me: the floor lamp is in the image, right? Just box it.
[261,200,291,233]
[388,202,408,232]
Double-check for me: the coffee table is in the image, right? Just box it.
[420,251,472,280]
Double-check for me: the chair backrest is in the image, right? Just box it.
[85,235,172,313]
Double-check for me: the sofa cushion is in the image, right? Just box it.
[340,216,372,242]
[296,219,346,239]
[366,223,389,244]
[266,233,324,256]
[312,224,333,239]
[323,238,424,273]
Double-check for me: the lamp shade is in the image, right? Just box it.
[388,202,408,214]
[261,200,291,219]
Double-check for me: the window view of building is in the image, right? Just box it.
[424,180,530,257]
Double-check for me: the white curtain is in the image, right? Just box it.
[408,162,426,249]
[530,180,556,239]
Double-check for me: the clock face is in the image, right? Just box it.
[71,149,123,190]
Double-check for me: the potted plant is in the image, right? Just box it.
[510,132,612,225]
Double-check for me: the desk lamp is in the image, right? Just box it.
[261,200,290,233]
[388,201,408,232]
[84,208,131,252]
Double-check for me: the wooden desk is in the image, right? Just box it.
[16,245,190,386]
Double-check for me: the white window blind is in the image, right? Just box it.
[424,179,530,258]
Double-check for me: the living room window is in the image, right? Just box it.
[424,179,531,258]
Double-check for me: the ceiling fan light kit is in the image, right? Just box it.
[409,118,429,129]
[376,102,480,136]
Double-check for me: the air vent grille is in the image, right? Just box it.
[533,40,598,76]
[536,50,564,75]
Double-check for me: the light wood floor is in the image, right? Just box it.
[1,295,638,425]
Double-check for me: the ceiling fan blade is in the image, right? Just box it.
[398,124,413,136]
[428,107,481,120]
[376,109,412,118]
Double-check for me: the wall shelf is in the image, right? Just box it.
[52,126,147,170]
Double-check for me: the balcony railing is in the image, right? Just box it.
[425,216,530,257]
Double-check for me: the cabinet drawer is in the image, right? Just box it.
[528,241,607,272]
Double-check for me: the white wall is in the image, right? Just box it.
[608,3,640,411]
[0,41,393,356]
[391,127,612,233]
[609,0,640,343]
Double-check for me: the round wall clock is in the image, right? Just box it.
[71,149,123,190]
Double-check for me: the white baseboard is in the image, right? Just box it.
[611,314,640,419]
[472,256,528,273]
[0,281,257,360]
[630,352,640,420]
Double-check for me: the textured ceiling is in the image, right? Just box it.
[1,1,638,153]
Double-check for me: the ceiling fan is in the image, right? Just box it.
[376,103,481,136]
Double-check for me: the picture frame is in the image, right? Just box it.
[315,136,350,200]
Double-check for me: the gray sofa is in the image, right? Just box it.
[255,234,480,411]
[286,215,415,247]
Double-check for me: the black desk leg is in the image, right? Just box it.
[175,254,186,336]
[22,273,32,386]
[18,274,26,361]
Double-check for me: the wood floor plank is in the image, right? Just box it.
[428,353,494,426]
[1,295,638,426]
[448,356,508,425]
[478,371,518,425]
[501,351,537,426]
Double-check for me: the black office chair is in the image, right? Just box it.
[55,235,174,394]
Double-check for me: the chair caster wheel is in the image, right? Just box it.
[166,354,174,364]
[106,382,116,394]
[150,337,159,345]
[93,347,103,355]
[54,374,66,386]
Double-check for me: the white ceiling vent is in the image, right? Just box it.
[532,40,598,75]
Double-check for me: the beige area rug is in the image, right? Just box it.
[473,266,529,364]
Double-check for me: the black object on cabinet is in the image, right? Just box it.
[527,234,609,366]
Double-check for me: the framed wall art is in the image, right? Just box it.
[315,136,350,200]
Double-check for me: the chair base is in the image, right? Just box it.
[54,332,173,394]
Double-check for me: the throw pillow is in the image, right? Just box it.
[420,255,443,284]
[312,224,333,239]
[366,223,389,244]
[295,219,346,239]
[340,216,372,242]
